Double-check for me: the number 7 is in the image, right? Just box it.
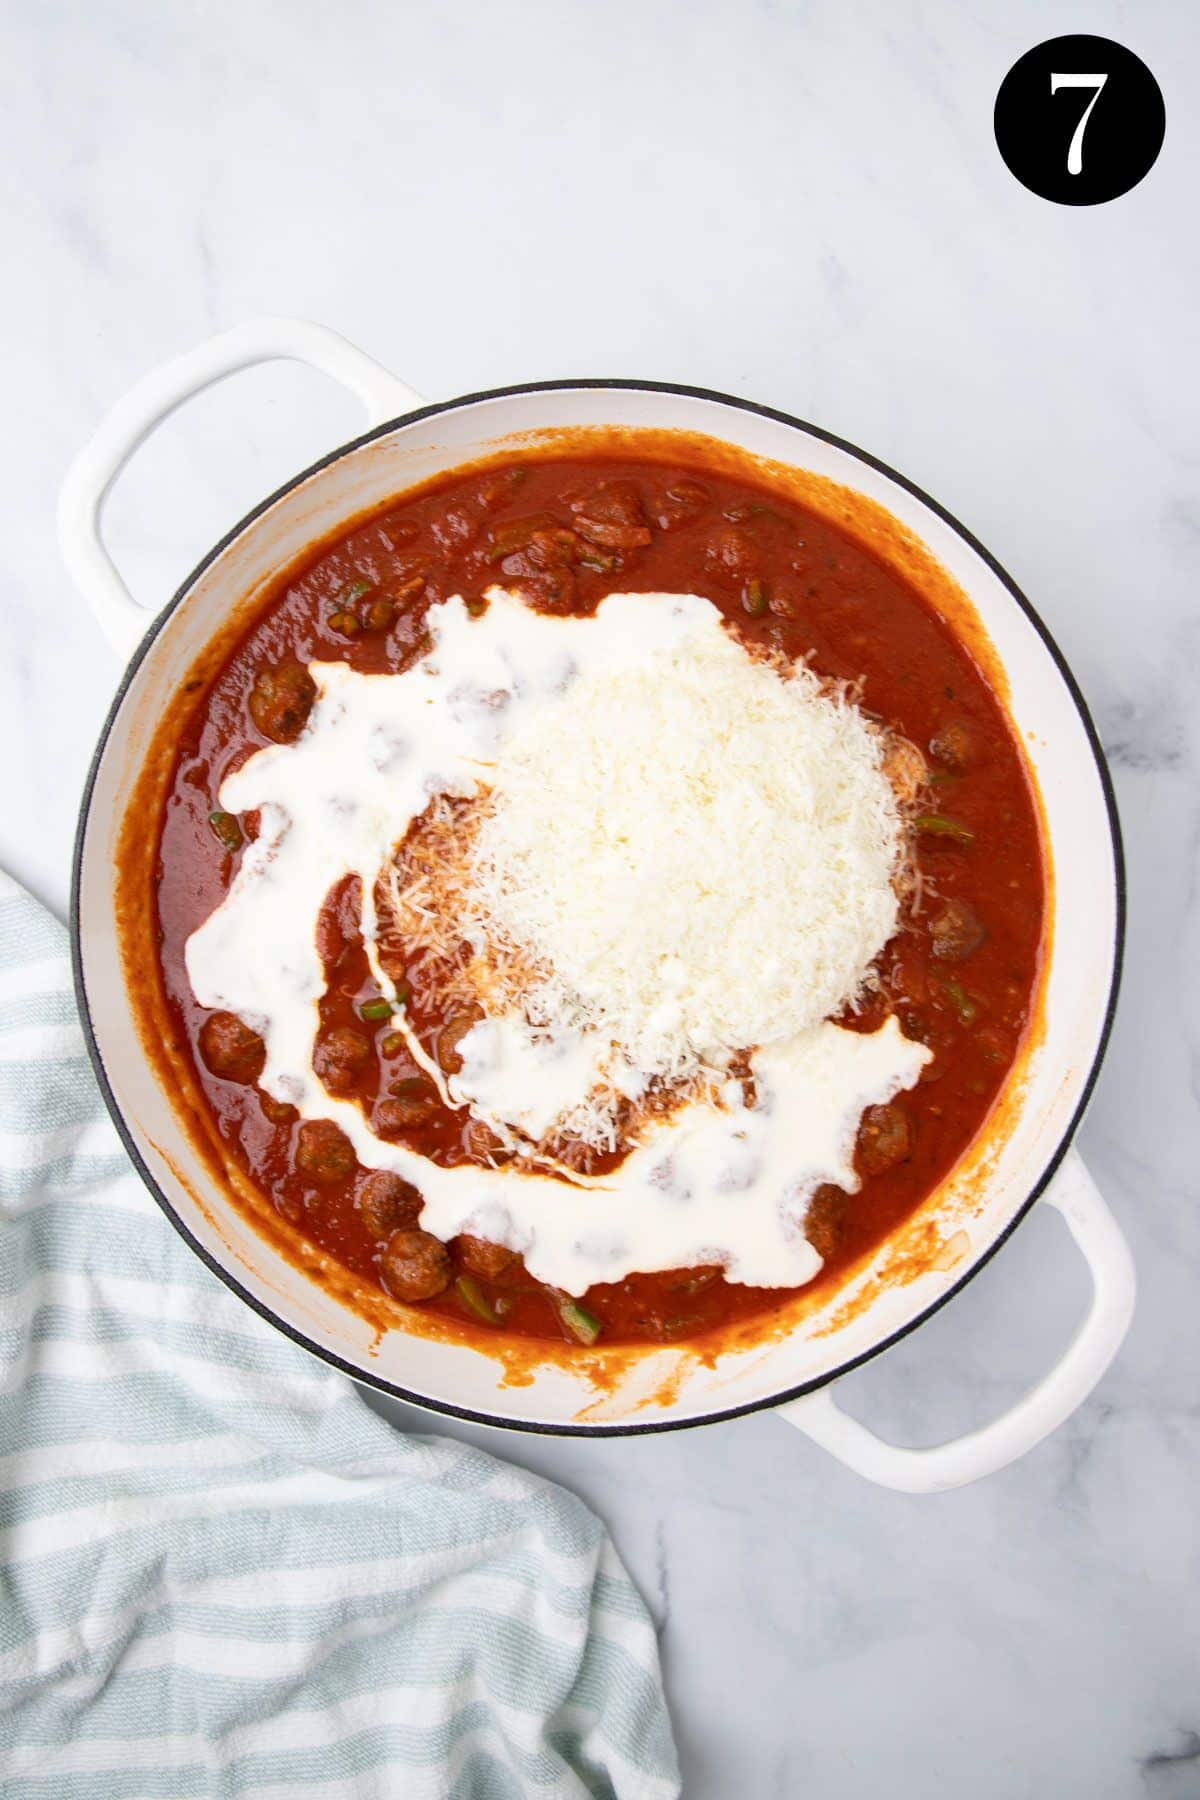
[1051,72,1108,175]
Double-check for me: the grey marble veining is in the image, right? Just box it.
[3,1,1197,1793]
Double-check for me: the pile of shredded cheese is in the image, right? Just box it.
[466,625,901,1084]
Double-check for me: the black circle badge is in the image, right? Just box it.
[995,35,1165,205]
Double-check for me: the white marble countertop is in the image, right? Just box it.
[4,1,1197,1792]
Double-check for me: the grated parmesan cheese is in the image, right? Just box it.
[466,618,901,1084]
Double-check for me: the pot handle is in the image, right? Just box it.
[57,318,424,660]
[777,1150,1135,1492]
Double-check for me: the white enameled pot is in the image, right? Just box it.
[62,320,1134,1491]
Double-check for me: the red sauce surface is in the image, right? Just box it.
[147,454,1044,1348]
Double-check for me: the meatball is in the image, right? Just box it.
[260,1091,298,1126]
[496,522,581,612]
[198,1011,264,1083]
[381,1077,438,1127]
[295,1118,356,1184]
[437,1012,479,1076]
[929,898,986,962]
[803,1185,845,1262]
[248,661,316,744]
[704,524,757,581]
[374,1077,438,1140]
[461,1116,508,1163]
[510,544,578,613]
[315,876,362,976]
[929,719,975,771]
[569,480,651,550]
[314,1027,371,1096]
[380,1228,452,1301]
[653,478,710,533]
[456,1234,519,1281]
[856,1103,913,1177]
[372,1101,408,1142]
[357,1170,422,1238]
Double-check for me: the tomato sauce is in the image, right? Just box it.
[144,451,1045,1348]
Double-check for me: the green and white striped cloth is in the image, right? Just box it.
[0,873,679,1799]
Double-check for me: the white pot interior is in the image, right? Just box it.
[75,384,1120,1430]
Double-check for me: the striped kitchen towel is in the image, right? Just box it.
[0,872,679,1800]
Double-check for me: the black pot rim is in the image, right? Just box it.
[70,375,1126,1439]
